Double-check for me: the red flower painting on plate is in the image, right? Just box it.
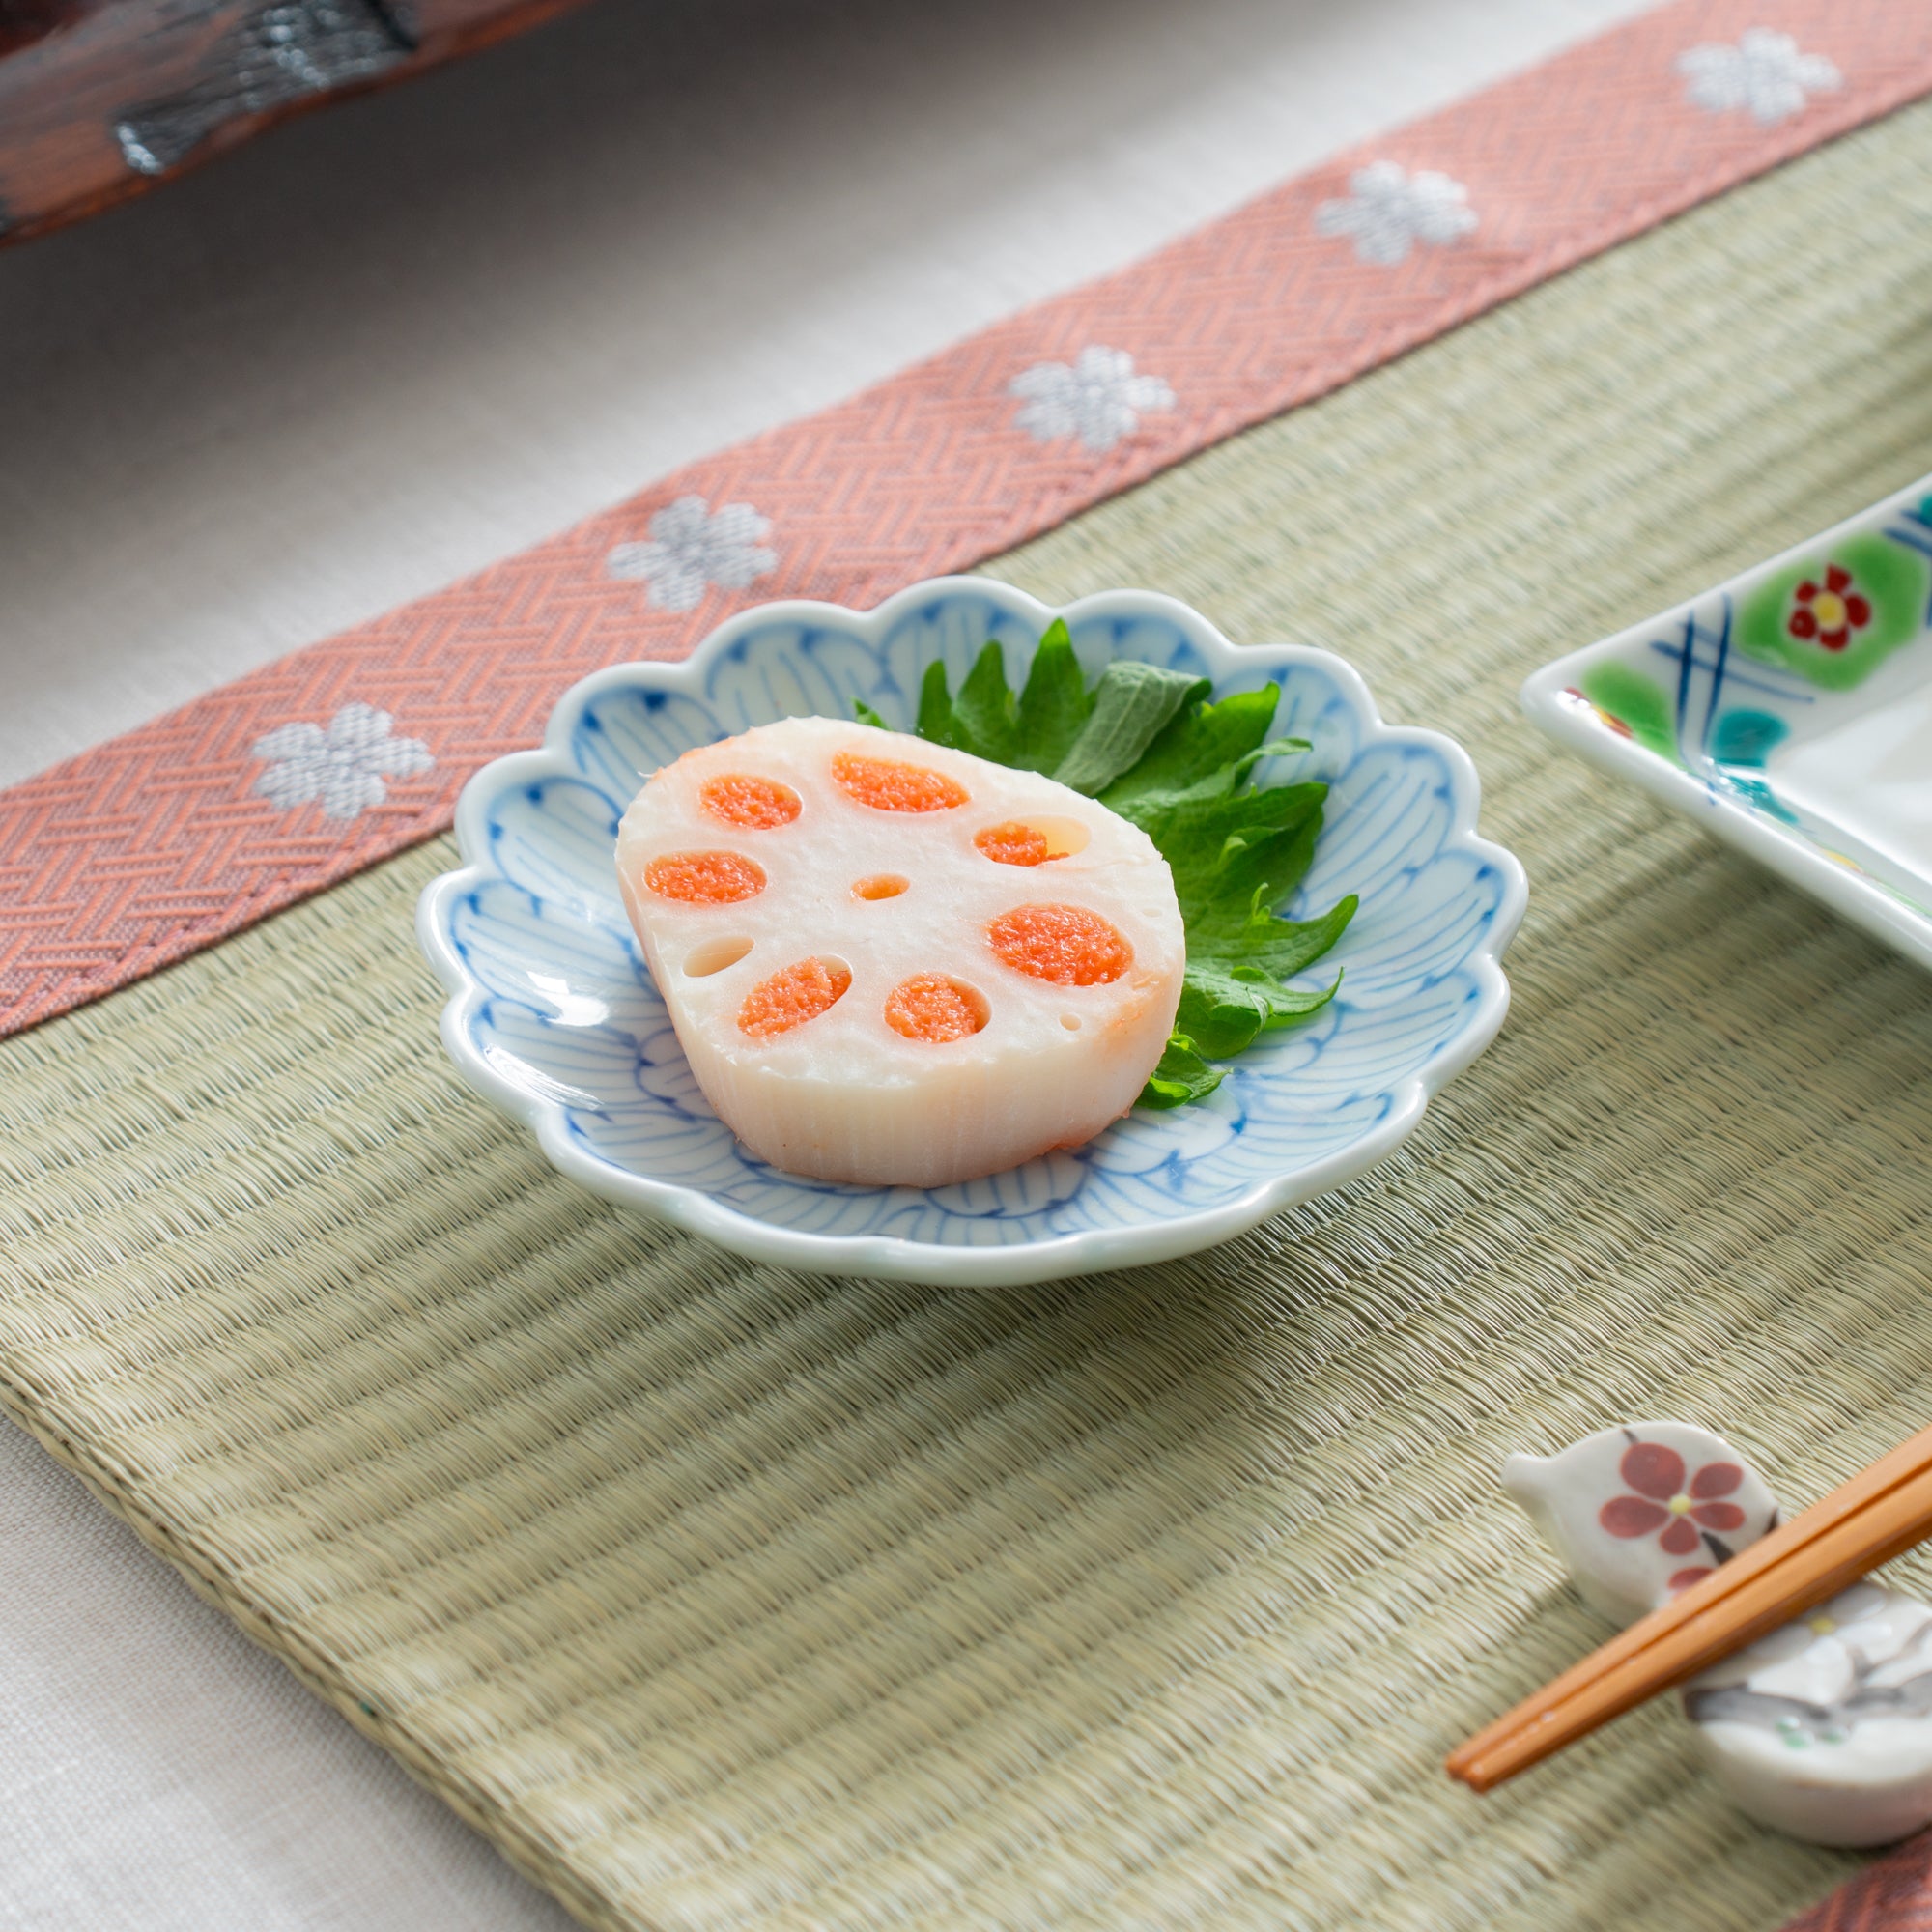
[1787,563,1872,651]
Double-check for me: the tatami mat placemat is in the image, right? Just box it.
[6,100,1932,1932]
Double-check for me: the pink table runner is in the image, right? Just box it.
[7,0,1930,1041]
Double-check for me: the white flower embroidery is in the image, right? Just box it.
[1009,346,1175,455]
[1314,160,1478,267]
[607,495,777,613]
[250,702,434,821]
[1677,30,1840,125]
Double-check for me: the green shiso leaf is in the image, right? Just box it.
[1174,898,1354,1059]
[905,628,1358,1108]
[1139,1034,1225,1110]
[916,658,966,749]
[910,621,1106,773]
[1052,661,1208,796]
[1097,683,1281,807]
[1012,619,1092,772]
[952,640,1022,766]
[851,697,891,729]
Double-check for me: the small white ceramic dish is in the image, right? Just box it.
[417,578,1525,1285]
[1522,473,1932,972]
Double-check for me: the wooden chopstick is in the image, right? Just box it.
[1447,1420,1932,1793]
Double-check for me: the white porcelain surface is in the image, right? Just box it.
[1687,1581,1932,1848]
[1522,473,1932,973]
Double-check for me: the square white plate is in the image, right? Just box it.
[1522,474,1932,971]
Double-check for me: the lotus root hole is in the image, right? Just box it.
[884,975,990,1043]
[832,750,968,813]
[739,957,852,1038]
[975,816,1091,866]
[684,935,754,978]
[644,850,766,904]
[701,773,802,830]
[987,904,1132,986]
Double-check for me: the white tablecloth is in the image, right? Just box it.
[0,1,1648,1922]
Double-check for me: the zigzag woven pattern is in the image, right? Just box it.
[1786,1833,1932,1932]
[4,0,1930,1037]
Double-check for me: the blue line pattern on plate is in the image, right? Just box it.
[425,582,1519,1264]
[1644,600,1814,771]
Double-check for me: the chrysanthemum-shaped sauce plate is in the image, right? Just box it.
[1522,474,1932,972]
[417,580,1525,1285]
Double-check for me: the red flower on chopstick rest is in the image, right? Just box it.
[1599,1442,1747,1567]
[1786,563,1872,651]
[1505,1421,1781,1626]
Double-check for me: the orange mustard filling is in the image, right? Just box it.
[974,821,1052,867]
[986,904,1132,986]
[832,750,968,813]
[884,975,989,1042]
[701,773,802,830]
[644,850,766,904]
[738,958,852,1038]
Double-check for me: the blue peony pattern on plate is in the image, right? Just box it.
[419,578,1525,1285]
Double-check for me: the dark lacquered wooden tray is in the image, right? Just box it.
[0,0,589,244]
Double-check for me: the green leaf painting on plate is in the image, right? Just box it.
[1577,663,1678,763]
[1737,531,1929,692]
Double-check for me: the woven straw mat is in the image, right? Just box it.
[6,102,1932,1932]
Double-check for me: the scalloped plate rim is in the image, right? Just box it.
[417,576,1527,1286]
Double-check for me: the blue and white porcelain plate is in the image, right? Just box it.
[1522,472,1932,973]
[417,579,1526,1285]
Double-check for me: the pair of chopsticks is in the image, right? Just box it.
[1447,1419,1932,1792]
